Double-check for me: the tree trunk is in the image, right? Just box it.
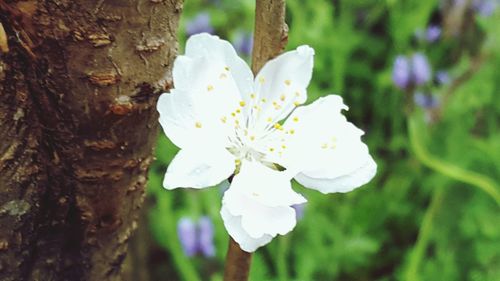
[0,0,181,280]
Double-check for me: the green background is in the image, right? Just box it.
[146,0,500,280]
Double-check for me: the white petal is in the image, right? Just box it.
[222,187,298,240]
[277,95,377,193]
[251,45,314,128]
[163,147,235,189]
[157,89,232,149]
[295,155,377,193]
[157,90,197,148]
[220,161,304,243]
[183,33,255,102]
[220,207,272,252]
[160,34,258,149]
[228,160,306,207]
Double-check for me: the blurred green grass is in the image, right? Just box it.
[146,0,500,280]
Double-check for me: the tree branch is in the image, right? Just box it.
[251,0,288,74]
[223,0,288,280]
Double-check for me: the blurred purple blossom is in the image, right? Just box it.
[393,53,432,89]
[436,71,451,85]
[392,55,411,89]
[233,32,253,57]
[414,92,440,109]
[411,53,432,86]
[292,203,306,220]
[473,0,498,16]
[186,13,214,36]
[198,216,216,257]
[177,217,198,257]
[415,25,441,43]
[426,25,442,42]
[177,216,216,258]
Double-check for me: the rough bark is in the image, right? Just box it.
[223,0,288,280]
[0,0,182,280]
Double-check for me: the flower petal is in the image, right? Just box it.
[295,155,377,193]
[160,34,258,150]
[157,89,231,149]
[277,95,377,193]
[163,147,235,189]
[251,45,314,129]
[219,161,304,250]
[222,187,298,241]
[228,160,306,207]
[220,207,273,252]
[182,33,254,101]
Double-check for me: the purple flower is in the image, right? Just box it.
[292,203,306,220]
[177,216,216,258]
[392,56,411,89]
[426,25,441,42]
[473,0,498,17]
[233,32,253,57]
[186,13,214,36]
[436,71,451,85]
[414,92,440,109]
[198,216,216,257]
[411,53,432,86]
[177,217,198,257]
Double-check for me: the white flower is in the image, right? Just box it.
[157,33,377,252]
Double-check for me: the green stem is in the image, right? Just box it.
[276,236,290,281]
[403,186,445,281]
[157,193,201,281]
[408,115,500,206]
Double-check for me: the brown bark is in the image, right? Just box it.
[223,0,288,280]
[251,0,288,74]
[0,0,182,280]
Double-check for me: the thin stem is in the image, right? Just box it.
[222,0,289,280]
[403,186,445,281]
[408,115,500,205]
[223,238,253,281]
[276,236,290,281]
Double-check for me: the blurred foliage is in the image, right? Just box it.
[146,0,500,280]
